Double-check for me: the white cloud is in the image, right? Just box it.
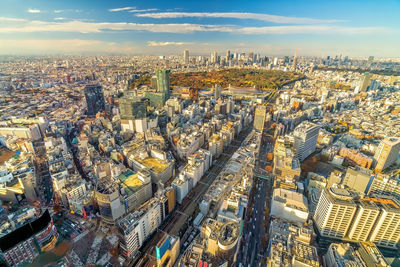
[147,41,192,46]
[54,10,63,14]
[129,8,158,13]
[136,12,343,24]
[0,18,393,36]
[108,7,135,12]
[27,9,41,14]
[54,17,66,21]
[0,17,27,22]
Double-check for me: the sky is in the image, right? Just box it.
[0,0,399,57]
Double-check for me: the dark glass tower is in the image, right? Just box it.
[84,84,105,117]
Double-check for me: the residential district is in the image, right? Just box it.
[0,51,400,267]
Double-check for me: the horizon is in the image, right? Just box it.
[0,0,399,57]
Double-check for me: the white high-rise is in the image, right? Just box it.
[183,49,189,65]
[313,188,357,239]
[293,121,320,161]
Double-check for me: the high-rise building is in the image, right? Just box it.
[145,70,171,108]
[214,84,221,100]
[347,200,380,241]
[117,195,168,258]
[293,121,320,161]
[368,198,400,249]
[84,84,105,117]
[119,96,149,120]
[184,49,189,65]
[374,137,400,172]
[253,105,267,132]
[292,52,298,69]
[248,52,254,62]
[212,51,218,64]
[313,188,357,239]
[156,69,170,94]
[359,72,372,92]
[226,50,231,61]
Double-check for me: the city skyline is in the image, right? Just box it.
[0,0,399,57]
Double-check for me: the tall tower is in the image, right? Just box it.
[184,49,189,65]
[212,51,218,64]
[360,72,372,92]
[156,69,170,94]
[226,50,231,61]
[374,137,400,172]
[84,84,105,117]
[254,105,267,132]
[292,51,298,69]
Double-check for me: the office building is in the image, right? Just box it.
[293,121,320,161]
[313,188,357,239]
[156,69,170,94]
[145,70,171,108]
[84,84,105,117]
[368,198,400,249]
[368,174,400,201]
[374,137,400,173]
[270,188,309,223]
[117,195,168,258]
[360,73,372,92]
[324,243,365,267]
[119,96,149,120]
[95,178,126,224]
[183,49,189,65]
[253,105,267,131]
[342,167,372,194]
[152,234,180,267]
[226,50,230,61]
[0,210,58,266]
[212,51,218,64]
[347,199,381,241]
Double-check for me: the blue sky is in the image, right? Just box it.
[0,0,399,57]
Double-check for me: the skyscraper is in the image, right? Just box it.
[184,49,189,65]
[292,52,298,69]
[145,70,171,108]
[212,51,218,64]
[254,105,267,132]
[226,50,230,61]
[156,69,170,94]
[293,121,320,161]
[359,72,372,92]
[374,137,400,172]
[84,84,105,117]
[214,84,221,100]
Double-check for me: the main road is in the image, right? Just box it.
[133,126,254,267]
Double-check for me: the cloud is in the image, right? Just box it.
[27,8,41,14]
[129,9,158,13]
[54,17,66,21]
[0,17,27,22]
[0,18,393,35]
[54,10,63,14]
[147,41,192,46]
[136,12,343,24]
[108,7,135,12]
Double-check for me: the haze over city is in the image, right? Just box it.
[0,0,399,56]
